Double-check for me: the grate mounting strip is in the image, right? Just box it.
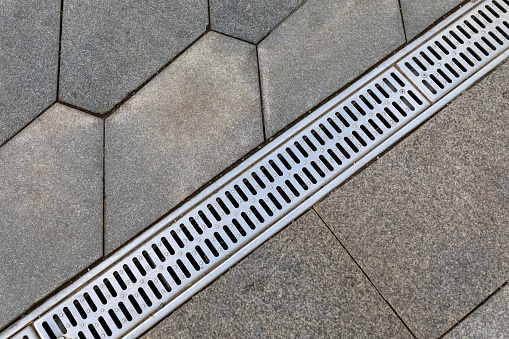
[3,1,509,338]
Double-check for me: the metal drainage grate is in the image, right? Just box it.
[398,0,509,101]
[32,67,429,339]
[3,1,509,338]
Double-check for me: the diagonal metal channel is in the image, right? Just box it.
[3,1,509,338]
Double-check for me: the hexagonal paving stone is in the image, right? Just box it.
[0,104,103,328]
[59,0,208,113]
[0,0,60,145]
[105,32,264,254]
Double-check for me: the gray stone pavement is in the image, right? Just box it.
[0,104,103,328]
[446,284,509,338]
[142,211,412,339]
[3,0,507,335]
[0,0,59,145]
[105,32,263,254]
[59,0,208,113]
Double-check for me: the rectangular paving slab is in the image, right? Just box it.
[315,61,509,337]
[446,284,509,338]
[0,0,59,145]
[258,0,405,137]
[141,211,412,338]
[0,104,103,329]
[105,32,264,254]
[400,0,464,39]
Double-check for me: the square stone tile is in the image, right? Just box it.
[105,32,264,254]
[446,284,509,338]
[315,61,509,337]
[400,0,464,40]
[142,211,412,338]
[0,0,59,145]
[258,0,405,137]
[59,0,208,113]
[210,0,305,43]
[0,104,103,328]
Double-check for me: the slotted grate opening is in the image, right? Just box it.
[398,0,509,101]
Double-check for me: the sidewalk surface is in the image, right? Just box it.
[1,0,507,337]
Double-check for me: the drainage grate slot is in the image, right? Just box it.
[398,0,509,101]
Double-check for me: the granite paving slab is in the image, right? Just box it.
[210,0,305,43]
[142,211,412,338]
[105,32,264,254]
[0,104,103,329]
[315,61,509,337]
[446,284,509,338]
[258,0,405,137]
[0,0,59,145]
[59,0,208,113]
[400,0,464,40]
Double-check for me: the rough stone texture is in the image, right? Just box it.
[210,0,305,43]
[142,211,412,338]
[446,284,509,338]
[400,0,464,40]
[59,0,208,113]
[0,104,103,328]
[315,61,509,337]
[258,0,405,137]
[105,32,263,254]
[0,0,59,145]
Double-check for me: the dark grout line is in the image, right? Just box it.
[57,100,105,118]
[102,119,106,257]
[257,0,310,45]
[0,102,56,149]
[312,208,418,338]
[211,29,256,45]
[397,0,408,42]
[439,278,509,338]
[256,45,267,140]
[102,29,209,120]
[56,0,64,99]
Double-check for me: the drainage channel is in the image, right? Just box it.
[3,1,509,338]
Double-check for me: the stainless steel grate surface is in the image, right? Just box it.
[398,0,509,101]
[3,1,509,338]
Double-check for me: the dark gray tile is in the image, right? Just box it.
[210,0,305,43]
[258,0,405,138]
[105,32,263,254]
[142,211,412,338]
[446,284,509,338]
[59,0,208,113]
[0,104,103,328]
[0,0,59,145]
[400,0,464,40]
[315,61,509,337]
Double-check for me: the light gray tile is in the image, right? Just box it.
[142,211,412,338]
[446,284,509,338]
[0,104,103,328]
[105,32,264,254]
[0,0,59,144]
[59,0,208,113]
[258,0,405,137]
[210,0,305,43]
[401,0,464,40]
[315,61,509,337]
